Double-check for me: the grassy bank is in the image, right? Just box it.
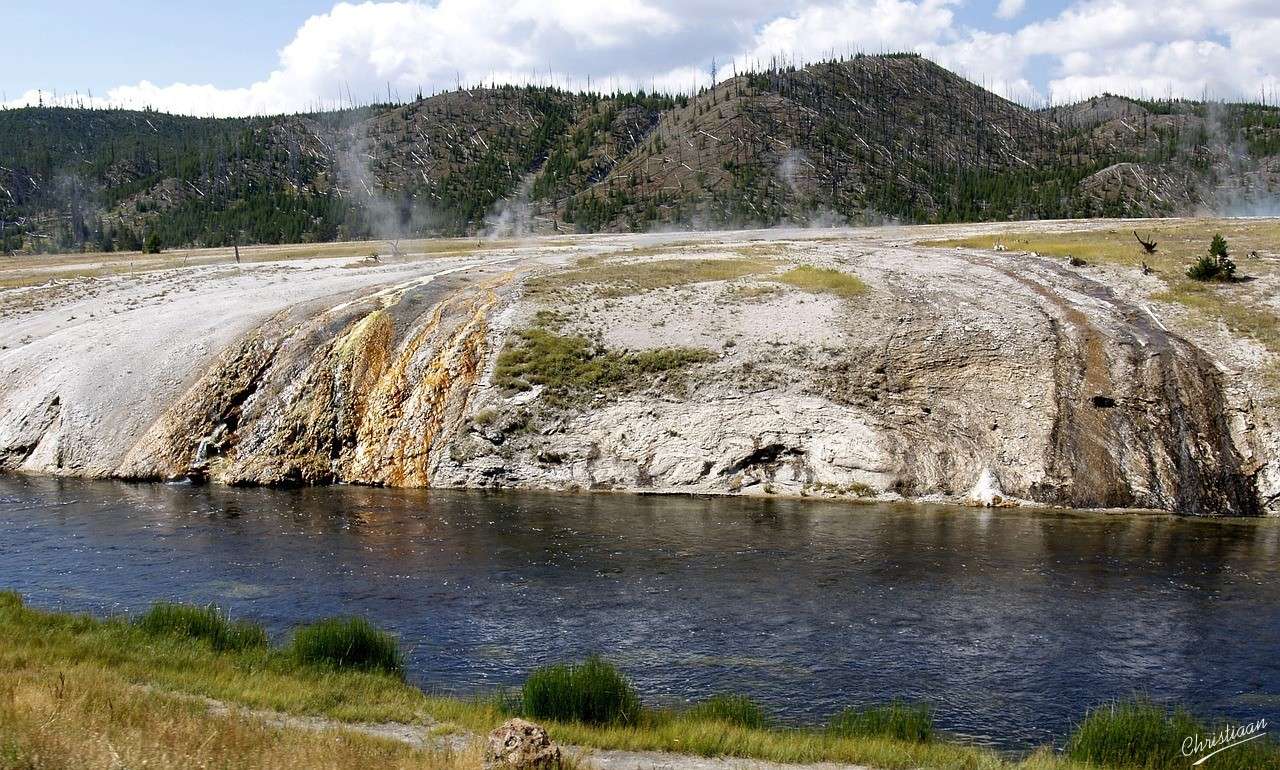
[1,592,1276,769]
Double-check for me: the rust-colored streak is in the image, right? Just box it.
[348,285,501,486]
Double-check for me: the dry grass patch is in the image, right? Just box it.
[922,220,1280,362]
[735,243,791,257]
[0,665,475,770]
[920,220,1280,273]
[527,257,774,298]
[773,265,868,298]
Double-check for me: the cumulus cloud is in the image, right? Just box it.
[995,0,1025,20]
[741,0,958,64]
[1015,0,1280,103]
[5,0,1279,116]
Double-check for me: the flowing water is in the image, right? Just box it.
[1,475,1277,750]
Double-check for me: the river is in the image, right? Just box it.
[1,474,1277,750]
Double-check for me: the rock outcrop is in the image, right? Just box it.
[0,224,1272,515]
[435,239,1260,515]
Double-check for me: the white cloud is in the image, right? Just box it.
[995,0,1025,20]
[742,0,958,64]
[5,0,687,115]
[1017,0,1280,103]
[5,0,1280,116]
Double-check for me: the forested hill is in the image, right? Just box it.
[3,54,1279,253]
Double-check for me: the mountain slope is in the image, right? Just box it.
[2,55,1279,253]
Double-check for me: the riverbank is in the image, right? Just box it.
[4,475,1277,748]
[2,593,1276,770]
[3,220,1278,514]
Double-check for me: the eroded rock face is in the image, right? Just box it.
[434,243,1260,516]
[117,276,505,487]
[0,226,1270,515]
[484,719,561,770]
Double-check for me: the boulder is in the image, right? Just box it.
[484,718,562,770]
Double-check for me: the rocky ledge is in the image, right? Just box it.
[1,222,1275,515]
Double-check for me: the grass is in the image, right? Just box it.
[921,220,1280,366]
[3,591,1277,770]
[522,657,641,726]
[1066,700,1279,770]
[527,257,774,298]
[494,324,715,406]
[772,264,868,298]
[134,601,268,652]
[685,695,768,729]
[921,220,1280,275]
[0,665,473,770]
[0,592,473,770]
[287,617,406,677]
[828,701,934,743]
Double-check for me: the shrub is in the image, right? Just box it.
[142,231,163,254]
[828,701,934,743]
[1067,700,1278,770]
[686,694,767,729]
[287,617,405,677]
[1187,233,1236,281]
[134,602,267,652]
[1186,254,1222,280]
[522,656,640,725]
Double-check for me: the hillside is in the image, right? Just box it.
[2,54,1279,253]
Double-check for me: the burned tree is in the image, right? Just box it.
[1135,230,1158,254]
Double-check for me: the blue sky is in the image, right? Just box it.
[6,1,1277,115]
[4,1,307,98]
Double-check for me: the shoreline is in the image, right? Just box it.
[6,467,1277,520]
[3,591,1276,770]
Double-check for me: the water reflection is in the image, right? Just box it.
[1,475,1277,749]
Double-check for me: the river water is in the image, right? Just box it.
[1,474,1277,749]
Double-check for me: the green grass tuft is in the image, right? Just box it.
[287,617,405,677]
[494,326,714,406]
[686,694,768,729]
[134,602,268,652]
[828,701,934,743]
[522,656,641,726]
[773,265,867,298]
[10,591,1279,770]
[1066,700,1278,770]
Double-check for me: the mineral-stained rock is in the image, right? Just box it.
[116,278,504,487]
[1,227,1275,515]
[484,718,561,770]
